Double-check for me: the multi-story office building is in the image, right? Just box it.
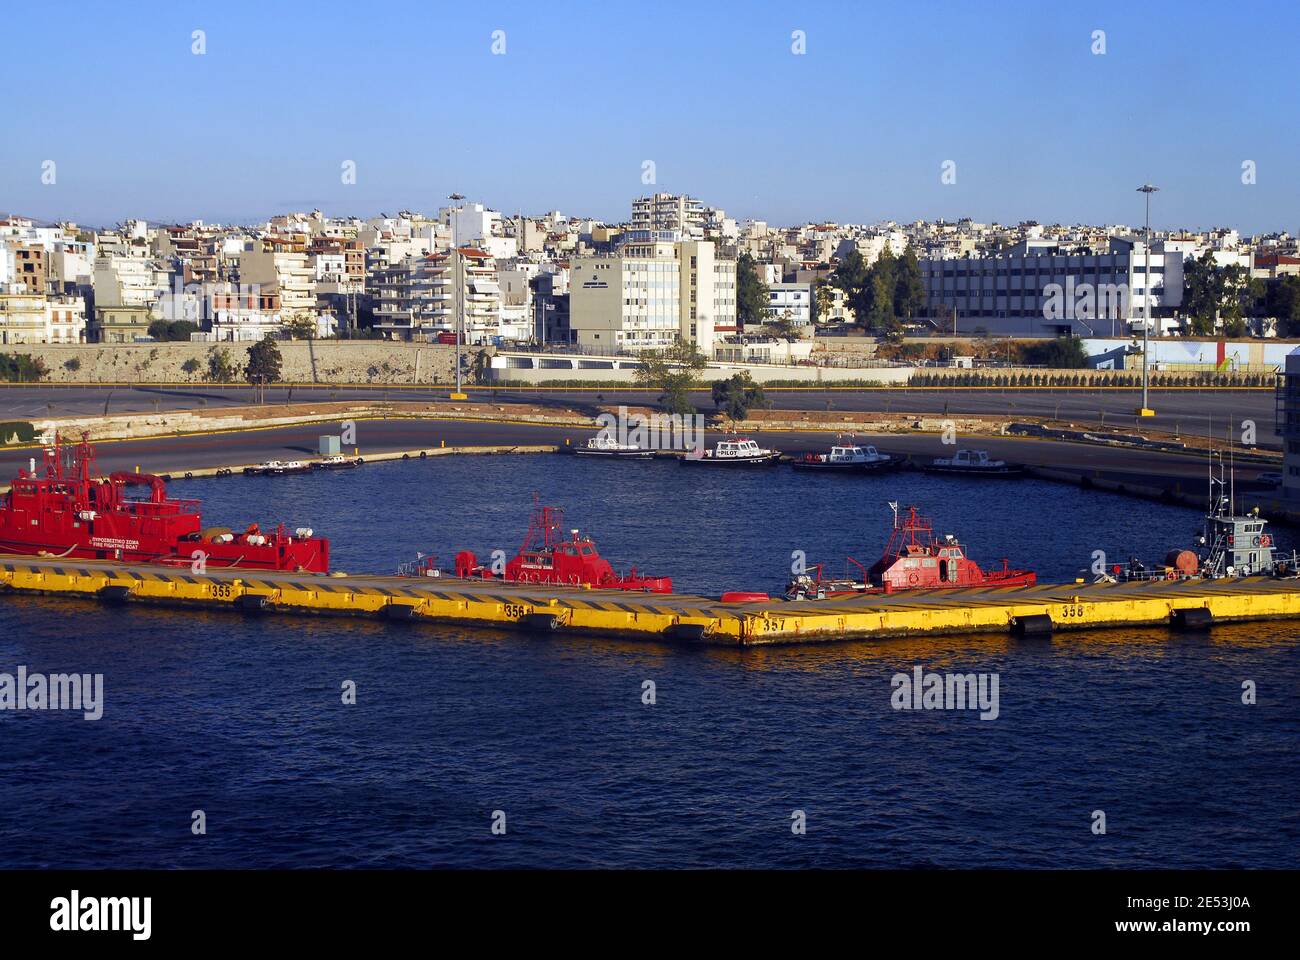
[569,233,736,354]
[919,237,1187,336]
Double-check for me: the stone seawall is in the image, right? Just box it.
[0,341,466,385]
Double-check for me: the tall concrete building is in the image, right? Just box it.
[631,194,707,238]
[1281,348,1300,500]
[569,233,736,354]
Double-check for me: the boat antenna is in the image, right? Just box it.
[1226,418,1234,517]
[888,500,899,529]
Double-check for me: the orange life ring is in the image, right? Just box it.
[1261,535,1272,547]
[907,572,920,586]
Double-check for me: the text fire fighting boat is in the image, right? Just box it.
[786,502,1036,599]
[0,435,330,572]
[400,502,672,592]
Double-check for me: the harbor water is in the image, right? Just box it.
[2,455,1297,868]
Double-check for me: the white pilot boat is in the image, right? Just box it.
[571,435,655,459]
[791,441,895,472]
[679,437,781,466]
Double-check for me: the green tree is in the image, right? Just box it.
[864,247,897,332]
[181,357,201,375]
[830,249,870,326]
[206,347,237,383]
[147,319,199,341]
[0,353,47,382]
[633,341,706,415]
[1023,336,1088,369]
[245,335,283,384]
[1266,275,1300,336]
[1181,250,1248,335]
[711,372,768,422]
[813,279,836,324]
[1181,250,1221,334]
[736,252,770,329]
[892,245,926,321]
[283,312,317,340]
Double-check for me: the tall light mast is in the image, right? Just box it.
[1136,183,1159,416]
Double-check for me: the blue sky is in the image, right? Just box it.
[2,0,1296,232]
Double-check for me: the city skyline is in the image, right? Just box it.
[2,0,1297,232]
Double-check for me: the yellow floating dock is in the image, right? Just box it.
[4,555,1300,644]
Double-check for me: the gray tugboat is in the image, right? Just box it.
[1109,457,1298,582]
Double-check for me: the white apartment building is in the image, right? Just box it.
[0,293,87,344]
[206,284,285,342]
[236,249,317,317]
[765,282,815,326]
[443,203,501,248]
[497,263,539,343]
[631,194,706,238]
[569,234,737,354]
[374,247,503,343]
[92,251,167,308]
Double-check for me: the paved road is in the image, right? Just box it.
[0,417,1278,496]
[0,383,1277,444]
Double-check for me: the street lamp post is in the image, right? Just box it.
[1136,183,1159,416]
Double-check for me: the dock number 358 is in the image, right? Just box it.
[1058,604,1086,619]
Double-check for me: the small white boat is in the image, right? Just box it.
[312,455,363,470]
[680,437,781,467]
[923,449,1025,478]
[792,442,894,472]
[571,435,655,459]
[244,459,313,476]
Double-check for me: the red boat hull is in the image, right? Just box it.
[1,436,329,573]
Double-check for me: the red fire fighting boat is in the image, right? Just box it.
[401,502,672,593]
[0,434,330,572]
[786,503,1035,599]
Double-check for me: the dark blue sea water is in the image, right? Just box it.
[2,455,1298,868]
